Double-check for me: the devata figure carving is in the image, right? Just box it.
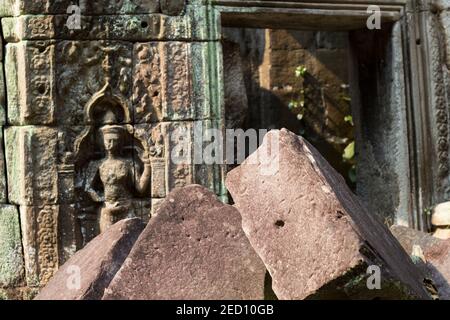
[84,124,152,233]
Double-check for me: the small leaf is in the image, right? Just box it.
[343,141,355,161]
[297,113,304,120]
[295,65,307,78]
[344,115,354,126]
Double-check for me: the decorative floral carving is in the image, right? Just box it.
[28,17,52,38]
[429,14,450,193]
[36,207,58,285]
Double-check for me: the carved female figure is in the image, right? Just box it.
[85,125,151,233]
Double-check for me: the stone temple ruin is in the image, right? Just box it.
[0,0,449,299]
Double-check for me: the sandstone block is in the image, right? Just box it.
[391,225,450,299]
[5,41,56,125]
[226,129,431,300]
[223,40,248,129]
[0,0,160,16]
[103,185,266,300]
[5,126,59,205]
[133,42,219,123]
[20,205,59,287]
[160,0,185,16]
[35,218,145,300]
[1,7,217,42]
[0,205,25,287]
[0,129,7,203]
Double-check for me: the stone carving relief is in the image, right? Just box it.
[133,42,193,123]
[81,0,160,14]
[428,13,450,197]
[36,207,58,285]
[84,122,151,233]
[56,40,132,125]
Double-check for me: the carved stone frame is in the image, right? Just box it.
[207,0,448,230]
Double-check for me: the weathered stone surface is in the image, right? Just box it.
[391,225,450,299]
[57,204,79,265]
[352,23,411,225]
[35,218,145,300]
[0,287,38,300]
[0,129,7,203]
[1,7,217,42]
[55,40,132,126]
[5,126,58,205]
[164,121,194,192]
[20,205,59,287]
[133,42,192,122]
[0,63,6,125]
[160,0,185,16]
[0,205,25,287]
[103,185,266,300]
[223,40,248,129]
[133,42,219,123]
[226,129,431,300]
[0,0,160,16]
[5,41,56,125]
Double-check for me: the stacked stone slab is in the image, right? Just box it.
[0,0,226,297]
[35,218,145,300]
[103,185,266,300]
[391,225,450,299]
[0,25,27,300]
[226,129,432,299]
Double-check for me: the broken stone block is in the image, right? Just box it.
[5,126,59,206]
[226,129,431,300]
[0,205,25,287]
[431,202,450,239]
[35,218,145,300]
[103,185,266,300]
[391,225,450,299]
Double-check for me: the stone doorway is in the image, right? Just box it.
[223,28,356,188]
[212,0,450,231]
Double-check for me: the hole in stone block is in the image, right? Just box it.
[275,220,285,228]
[38,84,46,95]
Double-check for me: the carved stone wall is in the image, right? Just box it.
[0,0,226,298]
[0,0,449,300]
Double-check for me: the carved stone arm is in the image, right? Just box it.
[85,161,104,203]
[135,159,152,195]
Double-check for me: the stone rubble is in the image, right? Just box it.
[391,225,450,299]
[102,185,267,300]
[34,218,145,300]
[226,128,432,300]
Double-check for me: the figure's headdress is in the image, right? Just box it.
[100,125,126,140]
